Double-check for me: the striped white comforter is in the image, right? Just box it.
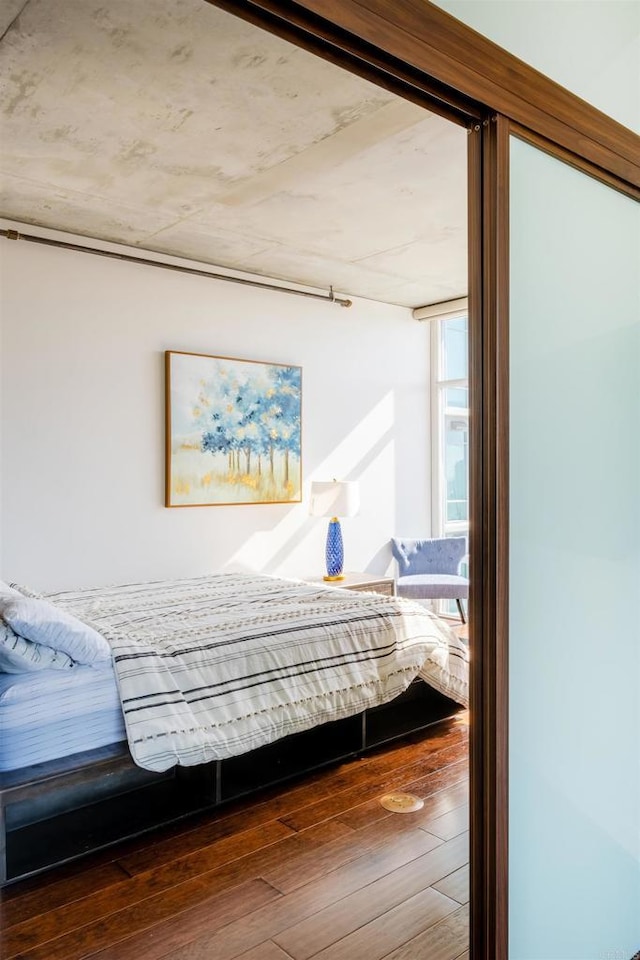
[40,573,468,772]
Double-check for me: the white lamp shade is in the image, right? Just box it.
[309,481,359,518]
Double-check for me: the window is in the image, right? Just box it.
[431,309,469,614]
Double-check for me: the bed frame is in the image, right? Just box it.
[0,680,459,886]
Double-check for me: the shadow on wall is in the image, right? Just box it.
[258,426,396,576]
[365,541,395,576]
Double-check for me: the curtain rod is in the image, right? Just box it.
[1,228,353,308]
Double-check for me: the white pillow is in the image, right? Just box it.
[0,619,76,673]
[1,596,111,664]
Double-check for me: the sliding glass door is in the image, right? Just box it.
[508,138,640,957]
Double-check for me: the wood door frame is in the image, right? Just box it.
[204,3,640,956]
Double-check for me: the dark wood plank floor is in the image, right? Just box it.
[0,713,469,960]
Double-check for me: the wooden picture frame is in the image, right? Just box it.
[165,350,302,507]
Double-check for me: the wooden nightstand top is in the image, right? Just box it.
[309,572,396,596]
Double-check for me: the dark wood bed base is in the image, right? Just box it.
[0,680,459,886]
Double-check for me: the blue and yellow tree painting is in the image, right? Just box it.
[167,351,302,506]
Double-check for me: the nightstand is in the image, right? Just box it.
[311,572,396,596]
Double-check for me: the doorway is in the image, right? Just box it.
[0,5,476,950]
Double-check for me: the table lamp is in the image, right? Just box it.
[309,480,360,580]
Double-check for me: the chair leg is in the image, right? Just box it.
[455,598,466,623]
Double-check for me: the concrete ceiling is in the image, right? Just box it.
[0,0,468,308]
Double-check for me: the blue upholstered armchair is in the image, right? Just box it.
[391,537,469,622]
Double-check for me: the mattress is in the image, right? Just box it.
[0,663,126,772]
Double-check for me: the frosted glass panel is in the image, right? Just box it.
[509,139,640,958]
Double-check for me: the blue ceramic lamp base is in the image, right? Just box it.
[324,517,344,580]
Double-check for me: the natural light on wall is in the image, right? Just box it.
[228,393,396,576]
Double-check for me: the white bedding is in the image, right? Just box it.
[0,663,125,771]
[21,572,468,772]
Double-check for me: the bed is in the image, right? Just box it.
[0,572,468,885]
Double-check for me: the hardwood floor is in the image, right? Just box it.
[0,714,469,960]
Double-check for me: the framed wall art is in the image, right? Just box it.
[165,350,302,507]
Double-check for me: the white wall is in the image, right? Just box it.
[432,0,640,132]
[0,225,431,592]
